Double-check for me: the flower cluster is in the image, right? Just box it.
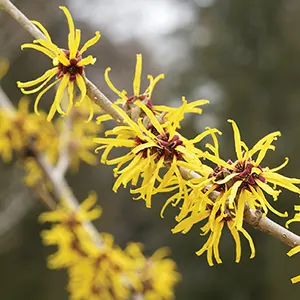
[17,6,100,121]
[94,54,215,209]
[94,100,214,208]
[97,53,165,124]
[0,96,58,163]
[0,95,102,186]
[39,193,180,299]
[171,120,300,265]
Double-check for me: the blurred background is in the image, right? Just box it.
[1,0,300,299]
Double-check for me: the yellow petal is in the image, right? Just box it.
[291,275,300,284]
[255,132,281,165]
[93,137,136,147]
[66,81,74,114]
[255,179,281,200]
[264,172,300,194]
[249,131,281,157]
[136,101,164,134]
[111,104,142,133]
[228,180,243,208]
[75,74,87,105]
[85,98,94,123]
[96,114,113,124]
[79,192,97,211]
[59,6,75,47]
[287,245,300,257]
[236,190,246,230]
[213,221,224,264]
[57,52,70,66]
[18,68,57,94]
[228,222,241,263]
[31,20,52,41]
[216,173,239,185]
[104,67,127,100]
[270,157,289,173]
[47,75,69,121]
[196,233,212,256]
[133,53,142,96]
[70,29,81,59]
[21,43,55,59]
[34,78,60,115]
[33,39,63,56]
[145,73,165,97]
[79,31,101,55]
[239,227,255,258]
[228,119,243,161]
[77,55,96,67]
[255,186,288,217]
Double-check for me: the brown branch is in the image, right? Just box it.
[85,79,123,123]
[1,0,300,251]
[244,208,300,247]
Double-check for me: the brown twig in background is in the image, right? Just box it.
[0,85,104,247]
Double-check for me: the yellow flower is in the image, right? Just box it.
[125,244,181,299]
[106,53,164,104]
[205,119,300,230]
[17,6,101,121]
[23,158,45,187]
[287,245,300,284]
[171,186,255,266]
[169,120,300,265]
[97,53,164,124]
[40,191,101,225]
[94,101,216,208]
[39,192,102,268]
[40,193,180,299]
[55,105,101,171]
[286,205,300,283]
[153,96,209,133]
[67,233,135,300]
[0,96,58,162]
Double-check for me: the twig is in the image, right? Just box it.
[85,78,123,123]
[0,86,103,247]
[244,207,300,247]
[35,153,103,247]
[1,0,300,251]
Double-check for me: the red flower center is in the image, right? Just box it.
[135,129,184,161]
[210,158,266,192]
[57,49,83,82]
